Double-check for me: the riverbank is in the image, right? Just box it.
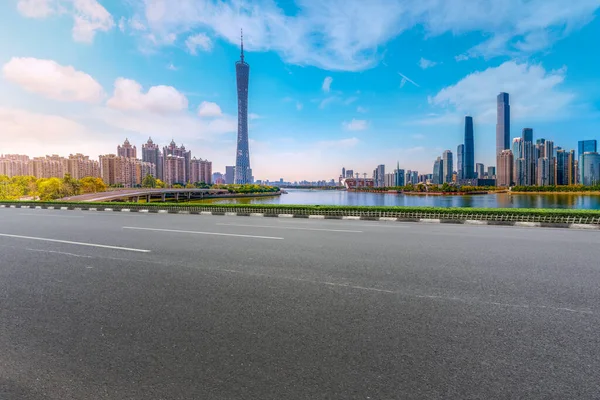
[510,191,600,195]
[349,190,500,196]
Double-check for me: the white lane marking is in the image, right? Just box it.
[122,226,284,240]
[13,213,84,219]
[0,233,151,253]
[216,223,362,233]
[24,248,93,258]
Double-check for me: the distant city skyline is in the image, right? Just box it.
[1,1,600,181]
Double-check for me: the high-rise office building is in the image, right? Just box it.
[464,116,475,179]
[496,93,510,156]
[373,164,385,187]
[476,163,485,179]
[235,31,251,184]
[117,138,137,158]
[342,167,345,178]
[457,144,464,180]
[433,157,444,185]
[442,150,453,183]
[522,128,533,143]
[512,138,523,159]
[537,157,550,186]
[514,158,527,186]
[346,169,354,179]
[487,166,496,179]
[395,166,405,187]
[497,150,513,187]
[142,137,163,180]
[580,152,600,186]
[225,166,235,184]
[544,140,555,185]
[567,150,576,185]
[578,140,597,158]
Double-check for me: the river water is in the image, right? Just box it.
[200,189,600,209]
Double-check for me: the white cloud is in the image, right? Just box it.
[425,61,575,124]
[134,0,599,71]
[356,106,368,113]
[185,33,212,55]
[418,57,437,69]
[197,101,222,117]
[342,119,368,131]
[322,76,333,92]
[107,78,188,113]
[17,0,56,18]
[0,106,88,143]
[455,54,469,62]
[2,57,105,103]
[319,96,338,109]
[249,113,260,120]
[17,0,114,43]
[296,102,303,111]
[71,0,115,42]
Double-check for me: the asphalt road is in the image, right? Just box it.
[1,208,599,399]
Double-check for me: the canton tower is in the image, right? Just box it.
[235,30,251,184]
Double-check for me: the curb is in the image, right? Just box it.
[1,204,599,230]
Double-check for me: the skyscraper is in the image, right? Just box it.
[225,166,235,184]
[142,137,163,180]
[433,157,443,185]
[117,138,137,158]
[496,93,510,156]
[163,140,191,184]
[457,144,464,180]
[497,150,513,187]
[544,140,555,185]
[580,152,600,186]
[578,140,597,158]
[476,163,485,179]
[464,116,475,179]
[487,166,496,179]
[373,164,385,187]
[442,150,453,183]
[522,128,533,143]
[235,30,251,184]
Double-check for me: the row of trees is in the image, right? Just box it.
[0,174,107,201]
[512,185,600,192]
[0,174,280,201]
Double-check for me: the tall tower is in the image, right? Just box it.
[464,116,475,179]
[235,29,251,184]
[496,93,510,157]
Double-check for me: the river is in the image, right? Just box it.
[198,189,600,209]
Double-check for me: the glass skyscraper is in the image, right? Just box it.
[235,31,251,184]
[578,140,597,159]
[580,152,600,186]
[464,116,474,179]
[443,150,453,183]
[457,144,464,180]
[522,128,533,143]
[496,93,510,156]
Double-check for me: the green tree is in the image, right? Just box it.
[142,174,157,188]
[37,178,63,201]
[80,177,107,193]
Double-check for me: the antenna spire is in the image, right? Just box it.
[240,28,244,63]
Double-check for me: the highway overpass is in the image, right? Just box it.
[62,188,230,202]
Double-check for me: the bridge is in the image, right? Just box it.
[62,188,230,202]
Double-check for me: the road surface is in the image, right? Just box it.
[1,207,599,399]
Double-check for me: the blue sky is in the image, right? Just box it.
[1,0,599,181]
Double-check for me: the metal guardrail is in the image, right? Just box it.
[2,201,600,224]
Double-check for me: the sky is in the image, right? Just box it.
[1,0,600,181]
